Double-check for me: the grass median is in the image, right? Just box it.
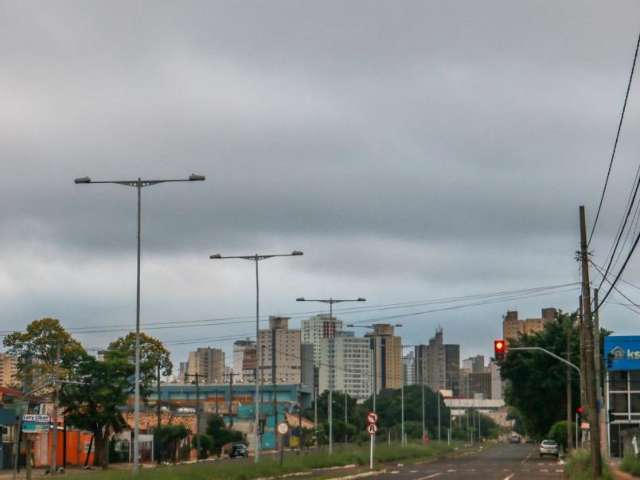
[64,442,458,480]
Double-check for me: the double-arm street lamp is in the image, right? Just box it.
[210,251,303,462]
[296,298,366,454]
[75,174,205,473]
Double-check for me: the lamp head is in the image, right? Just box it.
[296,297,305,302]
[291,250,304,256]
[74,176,91,184]
[209,254,222,259]
[357,297,366,302]
[189,174,206,181]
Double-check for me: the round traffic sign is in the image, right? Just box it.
[277,422,289,435]
[367,424,378,435]
[367,412,378,424]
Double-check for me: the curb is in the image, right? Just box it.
[325,469,387,480]
[611,466,636,480]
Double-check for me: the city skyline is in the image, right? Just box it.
[1,1,639,378]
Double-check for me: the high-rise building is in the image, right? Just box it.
[366,324,402,392]
[417,328,460,394]
[490,361,503,400]
[444,344,460,396]
[414,344,428,385]
[187,347,225,384]
[300,344,315,388]
[319,334,372,400]
[302,314,343,366]
[502,308,557,342]
[258,316,301,384]
[469,372,492,399]
[233,339,256,383]
[462,355,485,374]
[0,353,17,388]
[403,351,416,386]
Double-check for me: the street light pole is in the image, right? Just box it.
[211,251,303,463]
[297,298,366,454]
[75,174,205,473]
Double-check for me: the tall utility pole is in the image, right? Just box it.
[272,325,278,452]
[578,205,603,477]
[593,288,607,459]
[156,364,162,429]
[211,250,303,463]
[566,316,574,450]
[50,343,61,475]
[344,393,349,444]
[226,372,239,428]
[185,373,202,461]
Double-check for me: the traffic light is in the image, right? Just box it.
[494,339,506,361]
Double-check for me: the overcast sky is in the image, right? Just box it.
[2,1,640,370]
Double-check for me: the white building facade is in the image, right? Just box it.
[319,334,372,400]
[302,314,343,366]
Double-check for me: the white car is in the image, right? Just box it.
[539,439,559,458]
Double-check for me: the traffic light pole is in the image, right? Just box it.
[507,347,582,384]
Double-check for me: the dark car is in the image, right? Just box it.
[230,443,249,458]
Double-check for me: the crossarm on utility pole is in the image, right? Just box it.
[508,347,582,382]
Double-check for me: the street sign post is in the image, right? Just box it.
[277,422,289,435]
[366,412,378,469]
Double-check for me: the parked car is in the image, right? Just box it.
[509,433,521,444]
[230,443,249,458]
[539,439,559,458]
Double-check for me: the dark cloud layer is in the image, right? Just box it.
[1,1,640,363]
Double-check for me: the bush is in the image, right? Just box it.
[565,449,613,480]
[547,421,567,449]
[622,454,640,476]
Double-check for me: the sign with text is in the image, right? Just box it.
[604,336,640,371]
[21,414,50,433]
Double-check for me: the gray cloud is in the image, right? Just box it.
[1,0,640,363]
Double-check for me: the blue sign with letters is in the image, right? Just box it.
[604,336,640,371]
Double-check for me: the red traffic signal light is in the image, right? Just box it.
[494,339,506,360]
[576,406,584,415]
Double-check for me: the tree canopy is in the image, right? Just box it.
[3,317,86,387]
[499,312,581,438]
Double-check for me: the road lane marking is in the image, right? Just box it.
[520,450,533,464]
[409,471,418,474]
[415,473,442,480]
[503,474,515,480]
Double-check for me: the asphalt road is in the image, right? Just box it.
[374,443,564,480]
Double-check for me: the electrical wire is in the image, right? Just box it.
[589,30,640,245]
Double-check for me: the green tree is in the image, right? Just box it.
[3,318,86,387]
[60,350,132,468]
[499,312,581,438]
[154,425,189,463]
[548,420,568,449]
[192,433,214,459]
[206,415,244,456]
[108,332,172,398]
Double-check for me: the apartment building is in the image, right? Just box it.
[258,316,301,384]
[318,333,372,400]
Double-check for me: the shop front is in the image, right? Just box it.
[605,336,640,457]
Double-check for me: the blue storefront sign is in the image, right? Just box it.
[604,336,640,371]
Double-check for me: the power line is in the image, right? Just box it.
[589,30,640,245]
